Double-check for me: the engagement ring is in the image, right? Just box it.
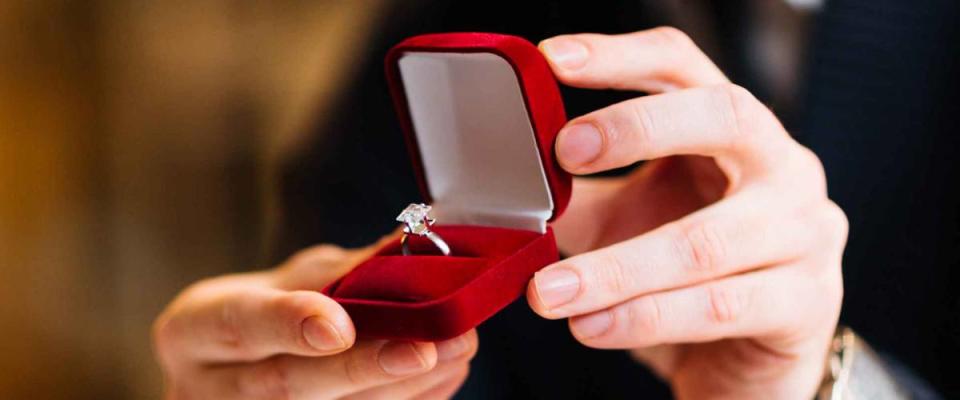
[396,203,451,256]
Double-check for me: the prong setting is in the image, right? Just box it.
[396,203,450,256]
[397,203,434,236]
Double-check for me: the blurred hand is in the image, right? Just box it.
[153,237,476,400]
[529,28,847,399]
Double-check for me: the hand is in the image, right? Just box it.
[153,237,477,399]
[528,28,847,399]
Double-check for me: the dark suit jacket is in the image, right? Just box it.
[274,1,958,397]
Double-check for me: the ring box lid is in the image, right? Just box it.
[386,33,572,233]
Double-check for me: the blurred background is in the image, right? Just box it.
[1,1,385,398]
[3,1,959,399]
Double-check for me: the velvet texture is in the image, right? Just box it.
[323,226,559,340]
[323,33,570,341]
[385,32,571,220]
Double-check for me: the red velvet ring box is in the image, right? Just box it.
[322,33,571,341]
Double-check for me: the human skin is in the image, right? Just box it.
[153,235,478,399]
[529,28,847,399]
[153,27,847,400]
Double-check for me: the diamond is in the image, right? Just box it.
[396,203,434,235]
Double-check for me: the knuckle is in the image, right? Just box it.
[706,284,746,324]
[715,83,767,143]
[818,200,850,248]
[721,83,759,114]
[797,146,826,178]
[676,222,728,273]
[626,295,664,339]
[594,251,635,297]
[646,26,695,50]
[629,26,706,87]
[214,296,247,354]
[627,101,657,148]
[782,145,828,196]
[804,155,828,195]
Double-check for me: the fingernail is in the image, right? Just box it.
[302,316,346,352]
[436,335,471,362]
[556,124,602,169]
[571,311,613,339]
[541,38,588,70]
[378,342,430,376]
[534,267,581,309]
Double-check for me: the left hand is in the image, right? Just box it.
[153,236,477,400]
[527,28,848,399]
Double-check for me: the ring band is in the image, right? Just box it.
[400,230,451,256]
[396,203,451,256]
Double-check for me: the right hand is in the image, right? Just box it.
[153,238,477,399]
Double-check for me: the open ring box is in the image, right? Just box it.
[322,33,572,341]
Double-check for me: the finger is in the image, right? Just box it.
[341,330,477,400]
[529,192,843,319]
[540,27,728,92]
[272,233,400,291]
[344,364,470,400]
[411,366,471,400]
[202,340,439,399]
[567,263,842,349]
[551,176,626,255]
[553,84,795,177]
[154,286,354,364]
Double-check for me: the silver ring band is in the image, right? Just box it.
[400,231,451,256]
[396,203,451,256]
